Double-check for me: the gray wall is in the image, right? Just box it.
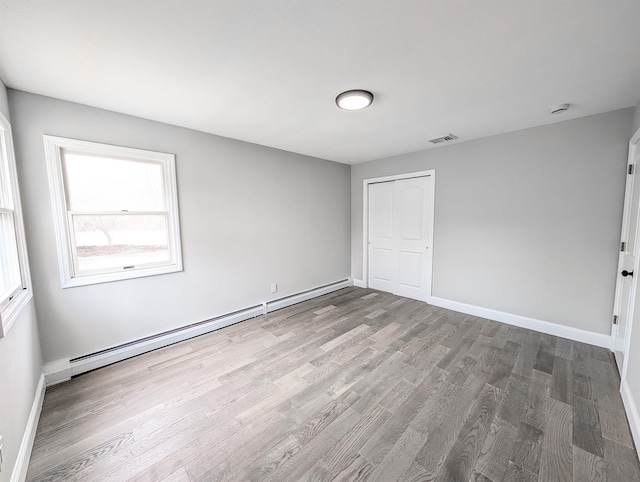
[8,90,351,364]
[0,79,43,482]
[352,109,633,335]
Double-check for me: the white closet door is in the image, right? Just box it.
[393,177,432,301]
[368,176,433,302]
[368,181,394,292]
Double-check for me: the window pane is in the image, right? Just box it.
[0,211,21,304]
[72,214,170,273]
[63,152,164,211]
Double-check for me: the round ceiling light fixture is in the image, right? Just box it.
[336,89,374,111]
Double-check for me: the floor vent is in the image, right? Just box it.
[428,133,458,144]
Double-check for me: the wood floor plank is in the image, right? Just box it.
[412,371,488,477]
[598,405,635,448]
[26,288,640,482]
[522,370,552,431]
[472,416,518,482]
[573,394,605,458]
[603,438,640,482]
[322,404,391,474]
[539,398,573,482]
[329,455,373,482]
[502,461,537,482]
[510,421,543,475]
[436,383,502,481]
[366,427,425,482]
[551,355,573,404]
[573,445,608,482]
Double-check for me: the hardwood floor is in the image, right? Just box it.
[27,287,640,481]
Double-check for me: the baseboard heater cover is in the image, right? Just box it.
[69,303,263,364]
[44,278,352,385]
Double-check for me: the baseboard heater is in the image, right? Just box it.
[44,278,352,385]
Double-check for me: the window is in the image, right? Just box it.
[0,111,32,337]
[43,136,182,288]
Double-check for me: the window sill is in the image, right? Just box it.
[0,288,33,338]
[61,263,183,288]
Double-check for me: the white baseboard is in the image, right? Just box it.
[620,378,640,452]
[427,296,611,348]
[352,278,366,288]
[11,373,45,482]
[43,279,353,386]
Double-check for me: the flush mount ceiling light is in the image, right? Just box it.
[336,90,374,110]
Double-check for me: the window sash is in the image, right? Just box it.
[67,211,173,277]
[0,111,32,337]
[0,209,22,309]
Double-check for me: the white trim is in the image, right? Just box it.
[620,378,640,453]
[43,278,352,385]
[428,296,611,348]
[11,373,45,482]
[42,135,183,288]
[0,111,33,337]
[362,169,436,298]
[352,278,366,288]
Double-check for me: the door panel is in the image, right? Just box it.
[367,176,433,302]
[399,186,424,240]
[371,248,393,282]
[373,189,393,239]
[398,251,421,288]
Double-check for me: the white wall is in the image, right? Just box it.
[0,80,43,482]
[8,90,351,364]
[352,109,633,335]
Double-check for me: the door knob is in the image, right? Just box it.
[622,270,634,277]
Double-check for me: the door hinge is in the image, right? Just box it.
[629,164,635,175]
[621,241,626,252]
[613,315,618,325]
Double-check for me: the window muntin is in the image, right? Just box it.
[44,137,182,287]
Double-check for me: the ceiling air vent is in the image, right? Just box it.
[428,133,458,144]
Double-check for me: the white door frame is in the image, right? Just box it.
[362,169,436,299]
[613,127,640,380]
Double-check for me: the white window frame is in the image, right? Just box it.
[43,136,183,288]
[0,111,33,337]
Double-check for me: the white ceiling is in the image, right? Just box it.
[1,1,639,164]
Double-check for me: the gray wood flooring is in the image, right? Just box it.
[27,287,640,481]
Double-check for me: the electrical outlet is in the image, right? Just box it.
[270,283,277,294]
